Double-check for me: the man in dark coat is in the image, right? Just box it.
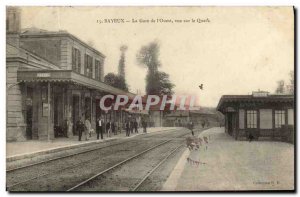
[142,120,147,133]
[125,120,130,137]
[112,121,117,135]
[106,120,112,137]
[201,121,205,128]
[130,119,134,134]
[96,117,104,140]
[77,116,85,141]
[134,119,138,133]
[189,121,194,136]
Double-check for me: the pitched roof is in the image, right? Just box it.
[20,28,105,58]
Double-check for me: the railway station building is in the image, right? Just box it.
[217,91,294,142]
[6,7,136,141]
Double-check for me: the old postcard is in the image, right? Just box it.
[6,6,295,192]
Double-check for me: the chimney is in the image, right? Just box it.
[6,6,21,47]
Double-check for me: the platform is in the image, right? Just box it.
[162,127,294,191]
[6,127,179,161]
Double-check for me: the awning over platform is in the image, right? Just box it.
[17,69,136,98]
[217,94,294,113]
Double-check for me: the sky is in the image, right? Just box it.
[20,6,294,107]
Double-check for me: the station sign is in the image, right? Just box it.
[37,73,51,78]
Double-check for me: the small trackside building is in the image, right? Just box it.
[216,92,294,142]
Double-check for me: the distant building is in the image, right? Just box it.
[163,111,189,127]
[163,110,220,127]
[217,91,294,142]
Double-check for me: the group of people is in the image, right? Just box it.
[76,115,92,141]
[124,119,148,137]
[76,115,148,141]
[125,119,138,137]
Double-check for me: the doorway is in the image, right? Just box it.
[25,87,33,140]
[227,113,233,136]
[72,95,80,135]
[85,97,91,120]
[96,98,101,125]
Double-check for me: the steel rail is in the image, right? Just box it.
[66,139,173,191]
[7,137,176,189]
[7,129,195,191]
[131,144,184,191]
[67,130,192,192]
[7,128,182,173]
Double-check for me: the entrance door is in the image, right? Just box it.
[72,95,80,135]
[85,97,91,120]
[26,105,33,139]
[53,91,64,137]
[96,98,101,126]
[26,87,33,140]
[227,113,233,136]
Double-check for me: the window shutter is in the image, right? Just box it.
[72,48,75,70]
[84,54,87,75]
[78,50,81,73]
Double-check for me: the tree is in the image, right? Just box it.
[104,73,129,91]
[118,45,128,78]
[136,41,174,96]
[275,80,285,94]
[146,71,175,96]
[287,70,294,94]
[136,41,161,73]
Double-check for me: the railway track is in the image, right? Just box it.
[131,144,183,191]
[7,128,200,191]
[67,130,199,191]
[7,128,180,172]
[66,139,178,191]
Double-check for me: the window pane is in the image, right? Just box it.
[247,110,257,128]
[275,110,285,128]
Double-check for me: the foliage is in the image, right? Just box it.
[275,80,285,94]
[136,41,161,73]
[118,45,128,78]
[136,41,175,96]
[288,70,294,94]
[104,73,129,91]
[146,71,175,96]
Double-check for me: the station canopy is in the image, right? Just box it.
[17,69,136,99]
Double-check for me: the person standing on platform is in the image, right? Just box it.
[112,120,117,135]
[77,116,84,141]
[106,120,112,137]
[130,119,134,134]
[188,121,194,136]
[96,117,104,140]
[125,120,130,137]
[84,117,91,141]
[142,119,147,133]
[134,119,138,133]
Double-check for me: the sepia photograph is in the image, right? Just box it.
[5,6,295,192]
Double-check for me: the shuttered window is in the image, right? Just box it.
[95,59,101,80]
[239,109,244,129]
[259,109,272,129]
[72,47,81,73]
[84,54,93,78]
[288,109,294,125]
